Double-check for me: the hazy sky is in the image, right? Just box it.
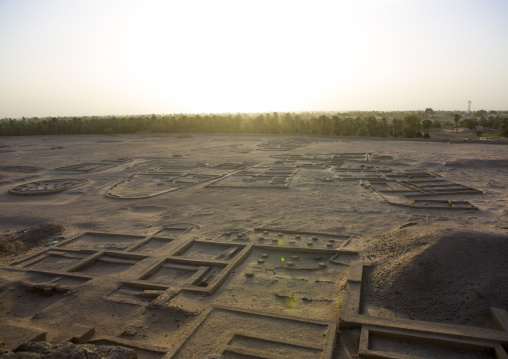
[1,0,507,118]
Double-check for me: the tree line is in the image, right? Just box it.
[0,111,506,138]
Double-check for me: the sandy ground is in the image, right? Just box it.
[0,133,507,358]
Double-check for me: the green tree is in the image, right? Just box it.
[380,117,388,136]
[425,108,434,119]
[460,118,478,130]
[391,118,402,137]
[474,110,487,119]
[422,119,432,136]
[356,127,369,136]
[265,113,279,134]
[365,116,378,136]
[500,118,508,137]
[453,114,461,133]
[402,114,421,138]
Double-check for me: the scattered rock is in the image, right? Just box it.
[2,342,137,359]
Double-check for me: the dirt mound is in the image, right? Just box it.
[444,159,508,169]
[1,342,136,358]
[0,224,64,258]
[362,224,508,328]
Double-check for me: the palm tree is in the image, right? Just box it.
[453,114,461,133]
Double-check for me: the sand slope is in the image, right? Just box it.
[362,222,508,327]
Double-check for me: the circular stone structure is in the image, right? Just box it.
[9,179,88,196]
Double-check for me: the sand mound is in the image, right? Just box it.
[0,224,64,258]
[444,159,508,169]
[362,224,508,327]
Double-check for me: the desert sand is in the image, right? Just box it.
[0,133,507,358]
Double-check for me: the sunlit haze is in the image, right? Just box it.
[1,0,507,118]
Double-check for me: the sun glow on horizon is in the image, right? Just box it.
[129,1,358,114]
[0,0,507,118]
